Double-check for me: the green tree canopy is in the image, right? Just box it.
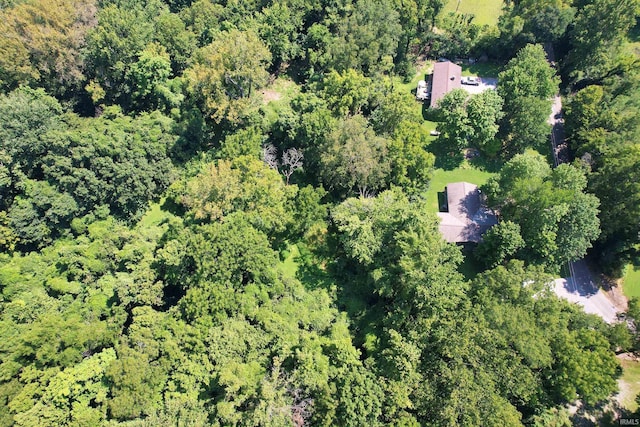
[484,152,600,267]
[0,0,97,95]
[436,88,472,151]
[0,87,64,208]
[466,89,504,157]
[323,0,402,75]
[185,28,271,124]
[319,115,390,197]
[43,109,177,220]
[498,44,559,156]
[475,220,525,268]
[566,0,639,83]
[173,155,296,235]
[319,69,372,117]
[84,1,161,107]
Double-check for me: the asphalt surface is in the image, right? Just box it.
[461,77,497,95]
[547,95,623,323]
[553,260,623,323]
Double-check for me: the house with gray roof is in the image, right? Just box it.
[430,61,462,108]
[437,182,497,243]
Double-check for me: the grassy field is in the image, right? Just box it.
[461,62,502,77]
[138,199,169,228]
[618,359,640,411]
[260,77,300,126]
[623,264,640,299]
[278,243,301,279]
[425,165,495,213]
[395,62,433,95]
[441,0,504,27]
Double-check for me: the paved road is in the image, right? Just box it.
[547,90,624,323]
[548,95,570,166]
[553,260,623,323]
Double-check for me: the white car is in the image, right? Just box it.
[462,76,480,86]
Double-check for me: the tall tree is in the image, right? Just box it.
[370,88,422,136]
[436,88,472,152]
[498,45,558,101]
[84,1,162,107]
[589,143,640,272]
[174,155,295,235]
[563,72,640,274]
[257,1,304,70]
[185,28,271,124]
[128,43,174,111]
[0,0,97,95]
[179,0,224,46]
[324,0,402,75]
[0,87,64,209]
[319,115,390,197]
[497,0,574,56]
[7,180,78,250]
[474,221,525,268]
[153,11,197,73]
[484,152,600,267]
[565,0,639,83]
[319,69,372,117]
[387,121,435,193]
[498,44,558,156]
[13,349,116,427]
[466,89,504,157]
[43,109,177,220]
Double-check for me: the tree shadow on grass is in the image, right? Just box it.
[422,101,438,121]
[458,244,486,281]
[467,153,504,173]
[295,261,335,292]
[428,137,465,170]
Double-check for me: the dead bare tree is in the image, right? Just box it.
[281,148,304,184]
[289,386,313,427]
[262,143,279,171]
[260,357,314,426]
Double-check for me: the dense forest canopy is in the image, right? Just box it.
[0,0,640,425]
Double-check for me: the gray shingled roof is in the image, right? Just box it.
[437,182,497,243]
[430,61,462,108]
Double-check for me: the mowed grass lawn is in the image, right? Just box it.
[442,0,504,27]
[425,165,495,213]
[260,77,300,126]
[618,359,640,411]
[278,243,301,279]
[395,62,433,95]
[623,264,640,299]
[618,263,640,413]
